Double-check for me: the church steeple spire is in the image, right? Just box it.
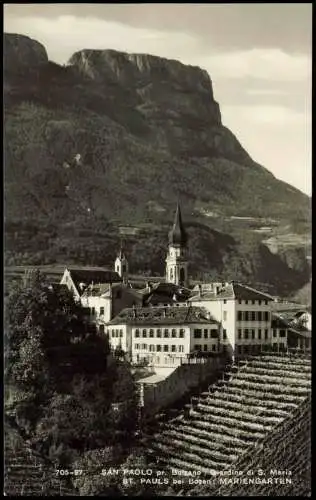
[168,202,188,246]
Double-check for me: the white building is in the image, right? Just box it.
[189,282,276,357]
[107,305,222,370]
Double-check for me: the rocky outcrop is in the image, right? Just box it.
[68,49,252,161]
[4,33,48,73]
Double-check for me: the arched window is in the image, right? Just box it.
[180,268,185,283]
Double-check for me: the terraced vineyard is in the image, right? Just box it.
[145,353,311,496]
[4,422,76,496]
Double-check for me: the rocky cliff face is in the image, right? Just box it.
[68,49,252,163]
[4,33,48,73]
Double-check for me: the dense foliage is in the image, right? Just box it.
[5,270,140,493]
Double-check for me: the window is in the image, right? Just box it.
[210,329,218,338]
[135,329,140,338]
[115,330,119,338]
[203,345,208,352]
[141,343,147,350]
[171,345,176,352]
[149,329,154,338]
[252,300,256,305]
[120,329,123,337]
[265,300,268,305]
[142,329,147,338]
[179,329,185,338]
[279,330,286,338]
[273,329,277,337]
[238,329,242,339]
[149,345,155,352]
[237,311,242,321]
[258,300,262,305]
[100,307,105,315]
[111,331,115,338]
[224,300,227,304]
[223,329,227,340]
[244,311,249,321]
[156,345,161,352]
[244,329,249,339]
[258,311,262,321]
[264,311,269,322]
[238,299,242,304]
[164,329,169,338]
[251,311,256,321]
[178,345,184,353]
[204,329,208,338]
[163,345,169,352]
[223,311,227,321]
[194,345,202,351]
[157,329,162,338]
[279,342,285,350]
[265,329,269,339]
[251,329,255,339]
[258,329,262,339]
[134,344,140,350]
[212,344,216,351]
[245,300,248,305]
[194,329,202,339]
[172,329,177,338]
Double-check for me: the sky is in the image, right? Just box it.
[4,3,312,196]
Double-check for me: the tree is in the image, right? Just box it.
[5,269,139,477]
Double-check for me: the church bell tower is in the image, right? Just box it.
[114,244,129,283]
[166,203,189,287]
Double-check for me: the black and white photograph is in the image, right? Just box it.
[3,3,311,496]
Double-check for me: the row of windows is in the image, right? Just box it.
[134,344,184,353]
[237,328,269,340]
[193,344,218,352]
[221,299,268,305]
[193,328,219,339]
[135,328,185,338]
[273,329,286,338]
[89,306,105,315]
[111,329,123,338]
[237,311,270,322]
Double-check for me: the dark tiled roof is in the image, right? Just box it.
[142,282,191,306]
[231,282,275,301]
[82,282,143,299]
[67,268,121,292]
[109,306,219,326]
[189,282,274,302]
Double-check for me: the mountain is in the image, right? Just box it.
[4,34,311,296]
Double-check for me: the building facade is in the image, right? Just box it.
[189,282,276,357]
[107,305,222,369]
